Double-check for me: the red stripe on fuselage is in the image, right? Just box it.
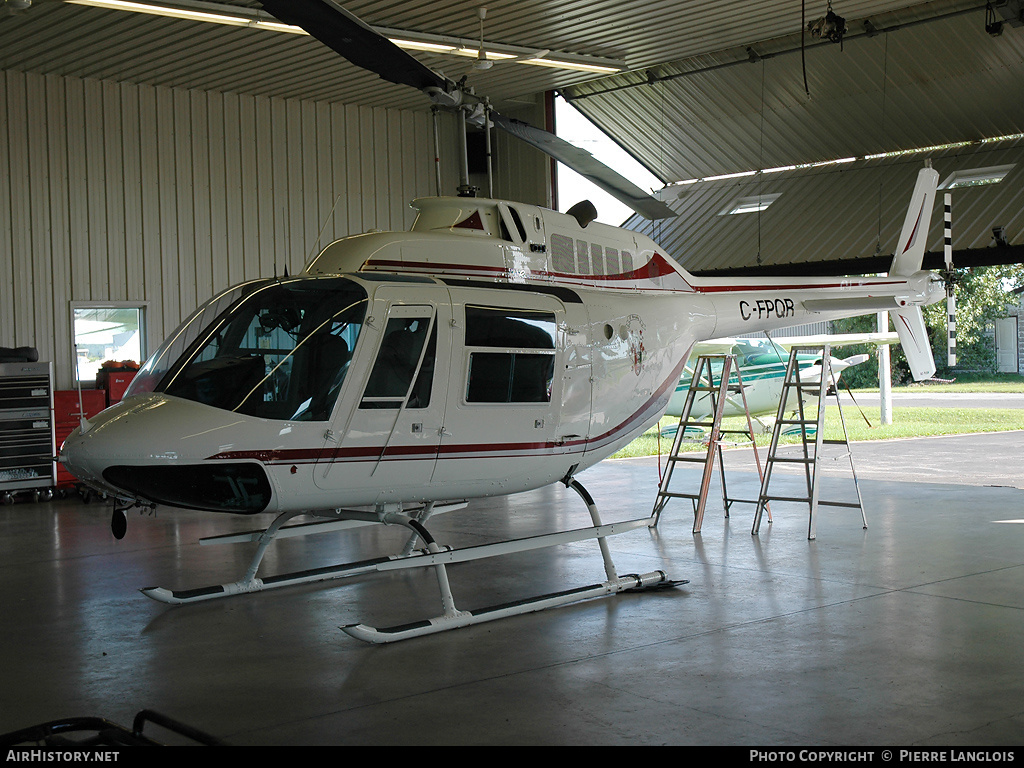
[205,353,690,467]
[362,252,693,291]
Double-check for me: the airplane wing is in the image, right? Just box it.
[690,333,899,358]
[690,339,741,356]
[771,332,900,349]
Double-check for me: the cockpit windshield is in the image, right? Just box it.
[152,278,368,421]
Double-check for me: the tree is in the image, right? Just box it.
[833,264,1024,387]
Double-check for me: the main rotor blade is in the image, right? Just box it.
[260,0,676,221]
[492,114,676,220]
[259,0,453,96]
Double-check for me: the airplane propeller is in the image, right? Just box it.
[258,0,676,221]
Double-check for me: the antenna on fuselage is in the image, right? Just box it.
[304,195,345,271]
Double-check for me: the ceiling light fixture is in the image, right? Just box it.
[939,164,1015,189]
[665,132,1024,189]
[65,0,623,75]
[720,193,782,216]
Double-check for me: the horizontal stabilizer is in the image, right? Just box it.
[890,167,940,277]
[890,306,936,381]
[775,332,900,349]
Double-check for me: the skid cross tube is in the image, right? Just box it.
[342,478,684,643]
[140,501,466,605]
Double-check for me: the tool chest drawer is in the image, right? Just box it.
[0,362,55,498]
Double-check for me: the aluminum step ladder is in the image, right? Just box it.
[651,354,769,533]
[751,344,866,540]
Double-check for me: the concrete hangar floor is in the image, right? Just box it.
[1,431,1023,746]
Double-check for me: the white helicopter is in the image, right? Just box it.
[59,0,946,643]
[666,333,899,432]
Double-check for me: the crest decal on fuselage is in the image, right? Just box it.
[624,314,646,376]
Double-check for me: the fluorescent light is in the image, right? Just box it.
[391,39,458,54]
[66,0,622,74]
[67,0,251,25]
[520,59,622,74]
[704,170,757,182]
[451,48,518,60]
[255,21,306,35]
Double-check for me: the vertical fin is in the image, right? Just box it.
[890,167,940,278]
[890,306,936,381]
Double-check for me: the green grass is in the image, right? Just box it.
[855,373,1024,394]
[611,406,1024,459]
[612,374,1024,459]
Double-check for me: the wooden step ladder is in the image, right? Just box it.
[751,344,866,540]
[651,354,769,533]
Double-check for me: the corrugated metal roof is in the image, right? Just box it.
[1,0,951,113]
[563,1,1024,182]
[627,139,1024,274]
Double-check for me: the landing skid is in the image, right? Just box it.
[341,478,686,643]
[344,570,676,644]
[141,480,685,643]
[141,501,467,605]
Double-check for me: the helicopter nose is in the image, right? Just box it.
[58,399,149,493]
[59,394,274,515]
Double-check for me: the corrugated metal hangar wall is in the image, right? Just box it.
[0,68,547,390]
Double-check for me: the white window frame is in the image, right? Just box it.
[939,164,1015,190]
[719,193,781,216]
[70,301,149,386]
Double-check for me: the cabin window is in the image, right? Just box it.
[158,278,367,421]
[464,306,556,404]
[508,207,528,242]
[360,311,436,410]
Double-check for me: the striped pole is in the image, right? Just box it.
[944,193,956,367]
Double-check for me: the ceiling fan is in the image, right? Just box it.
[470,7,549,71]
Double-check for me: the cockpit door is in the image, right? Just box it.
[314,288,451,503]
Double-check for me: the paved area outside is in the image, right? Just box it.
[848,391,1024,410]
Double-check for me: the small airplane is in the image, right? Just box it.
[665,333,900,432]
[58,0,947,643]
